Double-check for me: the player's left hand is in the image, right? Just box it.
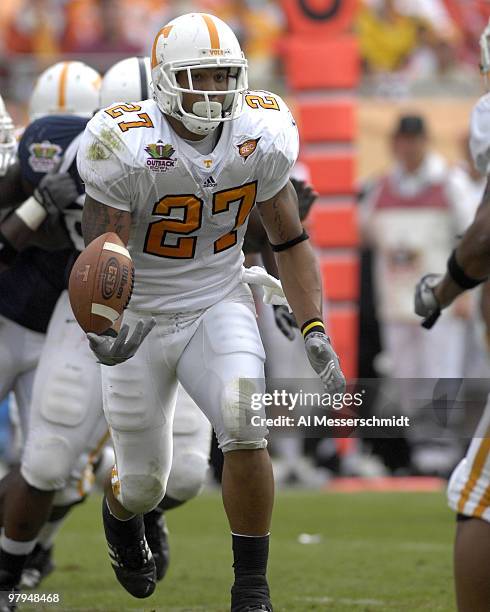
[34,172,79,218]
[305,331,346,394]
[414,273,442,327]
[273,304,297,340]
[290,177,318,221]
[87,318,156,366]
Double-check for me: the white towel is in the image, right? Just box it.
[240,266,291,310]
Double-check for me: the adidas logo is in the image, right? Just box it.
[203,175,217,188]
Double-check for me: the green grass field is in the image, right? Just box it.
[19,490,456,612]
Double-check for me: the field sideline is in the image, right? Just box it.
[19,490,455,611]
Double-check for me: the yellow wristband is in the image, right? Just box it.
[301,319,325,338]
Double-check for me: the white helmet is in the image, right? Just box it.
[0,94,15,176]
[29,61,101,122]
[100,57,152,108]
[151,12,248,135]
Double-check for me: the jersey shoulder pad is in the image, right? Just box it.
[470,93,490,176]
[88,99,162,164]
[18,115,88,186]
[240,90,297,141]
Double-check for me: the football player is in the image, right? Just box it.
[78,13,345,611]
[414,19,490,612]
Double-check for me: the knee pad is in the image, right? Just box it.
[219,378,268,453]
[21,436,74,491]
[114,470,166,515]
[166,449,209,502]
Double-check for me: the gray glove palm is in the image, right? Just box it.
[305,331,346,394]
[34,172,79,217]
[87,318,155,366]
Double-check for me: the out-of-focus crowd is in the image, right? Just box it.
[0,0,487,106]
[0,0,284,120]
[358,0,489,96]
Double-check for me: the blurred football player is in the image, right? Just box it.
[0,61,103,611]
[78,12,345,611]
[0,57,215,608]
[414,19,490,612]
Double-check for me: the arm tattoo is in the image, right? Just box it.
[82,196,131,246]
[272,199,288,241]
[82,197,110,246]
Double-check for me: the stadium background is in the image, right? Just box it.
[0,1,487,609]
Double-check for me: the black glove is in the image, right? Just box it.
[273,304,298,340]
[34,172,79,217]
[290,177,318,221]
[414,273,442,329]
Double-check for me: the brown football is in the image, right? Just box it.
[68,232,134,334]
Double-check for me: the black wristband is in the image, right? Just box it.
[447,250,487,290]
[301,318,325,338]
[270,229,309,252]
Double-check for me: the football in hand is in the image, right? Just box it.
[68,232,134,334]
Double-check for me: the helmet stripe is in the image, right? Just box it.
[151,25,173,68]
[202,14,220,50]
[58,61,70,110]
[137,57,148,99]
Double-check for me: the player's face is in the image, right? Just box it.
[392,134,427,172]
[176,67,229,114]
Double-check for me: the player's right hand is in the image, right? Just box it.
[33,172,79,217]
[305,331,346,394]
[87,318,156,366]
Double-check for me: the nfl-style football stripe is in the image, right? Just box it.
[58,62,70,110]
[91,303,120,323]
[138,57,148,100]
[103,241,131,259]
[202,14,220,50]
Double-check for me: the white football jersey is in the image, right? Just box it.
[470,92,490,176]
[77,92,298,312]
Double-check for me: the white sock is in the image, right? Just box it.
[0,531,36,556]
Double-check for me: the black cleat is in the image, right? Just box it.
[231,575,272,612]
[0,571,18,611]
[102,499,156,599]
[20,545,55,589]
[143,510,170,581]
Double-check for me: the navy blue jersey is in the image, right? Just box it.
[0,115,87,333]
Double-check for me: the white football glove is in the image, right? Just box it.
[414,273,442,328]
[305,331,346,394]
[87,318,155,366]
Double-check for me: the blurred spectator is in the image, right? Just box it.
[63,0,143,61]
[357,0,419,73]
[361,114,471,475]
[406,30,480,96]
[6,0,64,57]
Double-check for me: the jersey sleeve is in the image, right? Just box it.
[77,111,132,211]
[470,94,490,176]
[256,103,299,202]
